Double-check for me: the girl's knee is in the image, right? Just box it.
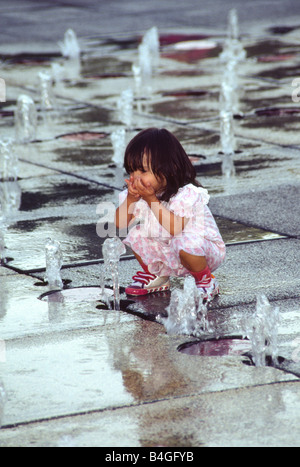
[179,249,207,272]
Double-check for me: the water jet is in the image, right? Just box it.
[101,237,126,311]
[44,238,63,290]
[14,95,37,143]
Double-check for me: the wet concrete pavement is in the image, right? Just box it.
[0,0,300,447]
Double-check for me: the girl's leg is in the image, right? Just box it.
[124,232,170,295]
[179,249,212,286]
[171,233,226,274]
[179,250,207,272]
[132,250,149,272]
[126,249,170,295]
[178,248,219,301]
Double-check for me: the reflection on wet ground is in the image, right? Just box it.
[178,337,252,356]
[2,212,285,273]
[20,182,111,211]
[245,39,300,61]
[215,217,286,245]
[0,18,300,445]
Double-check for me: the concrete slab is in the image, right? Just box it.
[0,266,16,277]
[1,380,299,447]
[215,238,300,305]
[33,237,300,307]
[198,146,300,197]
[0,286,296,428]
[210,183,300,238]
[1,0,300,448]
[2,174,120,271]
[5,215,105,271]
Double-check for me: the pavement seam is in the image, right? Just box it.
[1,378,299,431]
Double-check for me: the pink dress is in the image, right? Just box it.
[119,184,226,277]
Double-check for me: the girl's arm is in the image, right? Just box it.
[115,194,136,229]
[148,198,188,236]
[114,177,140,229]
[134,178,189,236]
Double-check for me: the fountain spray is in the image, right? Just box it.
[38,71,56,111]
[220,9,246,65]
[15,95,37,143]
[0,381,6,428]
[219,9,246,178]
[111,128,126,167]
[0,205,6,265]
[133,26,160,97]
[161,276,212,337]
[102,237,126,311]
[45,238,63,290]
[58,29,81,81]
[0,151,21,264]
[58,29,80,59]
[117,89,134,129]
[0,138,18,182]
[244,294,280,367]
[220,110,236,178]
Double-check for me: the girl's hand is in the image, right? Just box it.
[125,176,141,201]
[134,177,157,204]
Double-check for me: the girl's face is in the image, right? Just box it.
[131,153,166,194]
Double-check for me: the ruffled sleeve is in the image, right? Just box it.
[168,184,210,218]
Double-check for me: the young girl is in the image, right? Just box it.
[115,128,226,301]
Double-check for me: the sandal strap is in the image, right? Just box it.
[132,271,157,285]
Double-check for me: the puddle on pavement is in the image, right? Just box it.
[195,154,290,178]
[61,106,113,126]
[39,287,114,303]
[178,337,252,357]
[3,213,285,272]
[256,64,300,81]
[20,182,113,211]
[150,98,218,121]
[81,56,132,78]
[39,287,143,319]
[215,216,286,245]
[267,25,300,35]
[0,52,61,66]
[36,286,300,381]
[56,131,109,141]
[255,107,300,117]
[53,145,112,166]
[161,45,221,63]
[161,69,205,77]
[4,219,105,271]
[162,89,208,98]
[38,286,168,319]
[241,91,293,113]
[245,39,299,60]
[240,108,300,130]
[178,336,300,378]
[37,287,300,380]
[124,291,170,322]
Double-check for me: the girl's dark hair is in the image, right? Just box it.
[124,128,201,202]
